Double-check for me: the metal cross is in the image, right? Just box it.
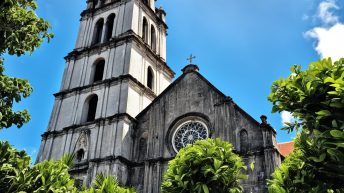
[187,54,196,64]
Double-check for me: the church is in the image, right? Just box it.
[36,0,284,192]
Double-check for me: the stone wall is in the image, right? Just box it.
[131,69,281,193]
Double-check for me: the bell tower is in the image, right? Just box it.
[37,0,174,187]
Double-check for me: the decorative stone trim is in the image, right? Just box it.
[41,113,137,139]
[69,155,145,172]
[81,0,167,29]
[54,74,156,100]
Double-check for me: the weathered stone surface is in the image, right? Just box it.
[132,68,281,193]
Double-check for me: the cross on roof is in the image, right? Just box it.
[187,54,196,64]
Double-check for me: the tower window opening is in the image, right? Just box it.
[143,0,149,6]
[76,149,85,162]
[151,25,156,52]
[91,59,105,83]
[92,19,104,45]
[240,130,249,153]
[82,94,98,123]
[142,17,148,43]
[147,67,154,90]
[92,0,98,9]
[105,14,116,41]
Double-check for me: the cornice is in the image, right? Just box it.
[234,146,279,157]
[54,74,156,100]
[69,155,144,174]
[80,0,127,19]
[90,155,143,167]
[80,0,168,29]
[41,113,137,140]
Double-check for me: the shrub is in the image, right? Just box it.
[161,138,247,193]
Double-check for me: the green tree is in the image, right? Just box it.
[0,140,31,192]
[0,141,136,193]
[80,174,136,193]
[267,58,344,193]
[161,138,247,193]
[0,0,53,129]
[0,141,77,193]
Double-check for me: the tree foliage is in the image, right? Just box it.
[0,141,77,193]
[267,58,344,193]
[80,174,136,193]
[0,0,53,56]
[0,62,32,129]
[161,138,247,193]
[0,141,136,193]
[0,0,53,130]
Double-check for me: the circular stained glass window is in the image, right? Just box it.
[172,120,209,152]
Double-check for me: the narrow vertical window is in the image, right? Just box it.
[150,25,156,52]
[93,0,98,9]
[142,17,148,43]
[83,94,98,122]
[76,149,85,162]
[105,14,116,41]
[91,59,105,83]
[240,130,249,153]
[147,67,154,90]
[92,19,104,45]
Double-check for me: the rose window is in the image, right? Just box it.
[172,120,209,152]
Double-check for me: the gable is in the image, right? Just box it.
[136,70,260,127]
[136,71,223,119]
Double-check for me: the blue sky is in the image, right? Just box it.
[1,0,344,161]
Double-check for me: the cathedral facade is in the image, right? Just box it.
[37,0,282,192]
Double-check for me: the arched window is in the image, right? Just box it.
[105,14,116,41]
[240,130,249,153]
[76,149,85,162]
[150,25,156,52]
[142,17,148,43]
[91,59,105,83]
[147,67,154,90]
[92,19,104,45]
[83,94,98,123]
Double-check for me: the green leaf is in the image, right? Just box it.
[330,130,343,138]
[332,120,338,128]
[316,110,331,116]
[335,143,344,148]
[202,184,209,193]
[329,102,344,108]
[324,77,335,83]
[213,159,222,171]
[309,153,326,163]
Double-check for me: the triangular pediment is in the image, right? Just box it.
[136,70,259,126]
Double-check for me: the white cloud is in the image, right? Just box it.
[305,23,344,61]
[318,0,339,25]
[281,111,296,126]
[305,0,344,62]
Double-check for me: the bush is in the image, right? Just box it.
[161,138,247,193]
[80,174,136,193]
[0,141,136,193]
